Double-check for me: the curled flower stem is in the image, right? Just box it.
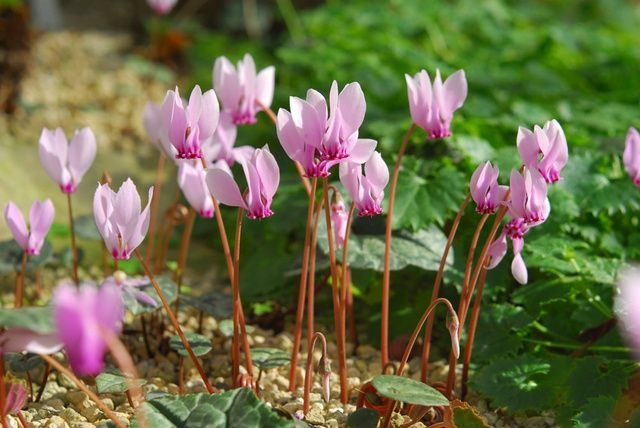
[14,250,27,308]
[145,152,166,264]
[289,178,318,391]
[39,354,127,428]
[419,194,471,381]
[66,193,80,286]
[135,249,216,394]
[380,298,458,428]
[303,332,330,414]
[381,123,417,368]
[322,177,348,404]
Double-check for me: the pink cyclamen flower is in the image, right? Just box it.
[0,328,62,355]
[53,282,124,376]
[486,228,528,285]
[470,161,508,214]
[202,111,254,167]
[147,0,178,15]
[38,127,97,194]
[276,84,376,177]
[177,161,215,218]
[405,69,467,139]
[206,145,280,219]
[624,127,640,187]
[93,178,153,260]
[506,168,549,226]
[331,193,349,249]
[4,199,54,255]
[614,266,640,360]
[339,151,389,217]
[102,270,157,308]
[161,85,220,159]
[517,119,568,183]
[213,53,275,125]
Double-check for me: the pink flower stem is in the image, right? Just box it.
[445,205,507,397]
[461,258,489,400]
[145,152,166,263]
[14,250,27,308]
[231,207,254,387]
[17,411,28,428]
[381,123,417,368]
[135,249,216,394]
[420,193,471,382]
[322,177,348,404]
[174,208,197,314]
[258,101,312,196]
[288,177,318,391]
[66,193,80,286]
[303,332,330,414]
[39,354,127,428]
[380,298,458,428]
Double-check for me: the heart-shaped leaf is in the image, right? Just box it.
[0,240,53,273]
[132,388,293,427]
[0,306,55,334]
[371,375,449,407]
[180,292,233,319]
[346,407,380,427]
[5,353,43,372]
[251,348,290,370]
[169,332,212,357]
[218,319,255,337]
[96,369,147,394]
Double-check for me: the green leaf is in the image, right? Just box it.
[0,239,52,273]
[169,333,212,357]
[317,220,452,272]
[123,276,178,316]
[0,306,55,334]
[472,355,553,412]
[74,214,101,240]
[371,375,449,406]
[452,402,490,427]
[133,389,293,428]
[251,348,290,370]
[346,408,380,428]
[218,319,255,338]
[96,369,147,394]
[571,396,616,428]
[180,293,232,319]
[5,353,43,372]
[566,356,635,409]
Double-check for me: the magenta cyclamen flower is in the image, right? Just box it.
[517,119,568,183]
[202,111,254,167]
[405,69,467,139]
[506,168,549,226]
[161,85,220,159]
[614,266,640,360]
[206,145,280,219]
[53,282,124,376]
[276,83,376,177]
[93,178,153,260]
[147,0,178,14]
[4,199,54,255]
[213,53,275,125]
[177,161,215,218]
[339,151,389,217]
[103,270,157,308]
[39,127,97,194]
[624,127,640,187]
[470,161,508,214]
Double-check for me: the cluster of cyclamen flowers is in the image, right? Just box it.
[469,120,568,284]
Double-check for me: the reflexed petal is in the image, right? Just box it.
[213,56,242,110]
[68,127,97,184]
[486,231,508,269]
[4,202,28,250]
[348,138,377,164]
[27,199,55,255]
[255,65,275,108]
[114,179,142,232]
[516,126,539,167]
[206,167,246,208]
[338,82,366,135]
[0,328,62,355]
[364,151,389,190]
[197,88,220,140]
[276,109,304,161]
[440,69,468,121]
[38,128,68,186]
[511,252,528,285]
[5,382,28,415]
[255,145,280,200]
[126,186,154,256]
[614,265,640,359]
[94,282,125,334]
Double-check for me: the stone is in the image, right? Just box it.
[59,407,86,424]
[44,416,70,428]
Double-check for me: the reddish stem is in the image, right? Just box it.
[303,332,330,414]
[14,250,27,308]
[306,196,324,350]
[174,208,197,314]
[66,192,79,286]
[289,178,318,391]
[135,250,216,393]
[381,123,417,367]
